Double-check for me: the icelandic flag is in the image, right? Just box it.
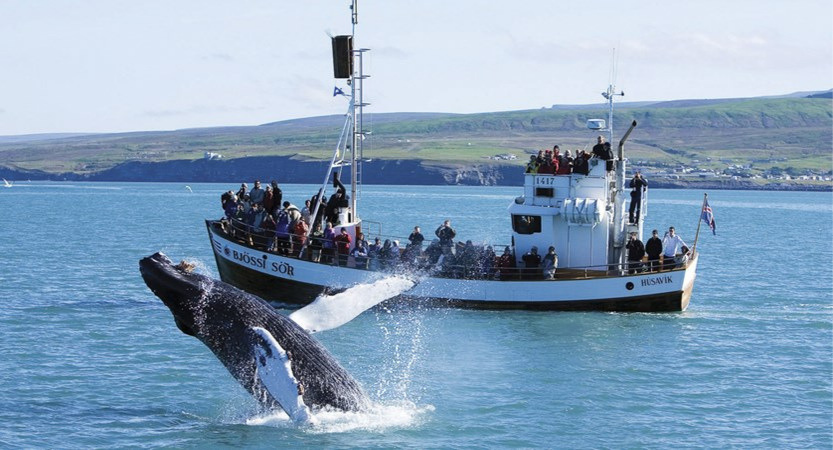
[333,86,346,97]
[701,198,716,235]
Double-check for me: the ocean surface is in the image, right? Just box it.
[0,182,830,448]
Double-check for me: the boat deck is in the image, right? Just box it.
[207,218,692,282]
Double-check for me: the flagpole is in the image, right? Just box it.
[691,192,707,255]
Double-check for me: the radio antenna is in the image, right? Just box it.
[601,47,624,143]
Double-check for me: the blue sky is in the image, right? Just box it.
[1,0,830,135]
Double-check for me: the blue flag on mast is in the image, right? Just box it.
[333,86,346,97]
[701,198,716,235]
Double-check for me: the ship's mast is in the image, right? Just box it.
[349,0,358,218]
[301,1,367,256]
[348,0,369,221]
[600,49,629,269]
[600,48,624,144]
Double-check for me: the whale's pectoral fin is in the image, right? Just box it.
[251,327,317,424]
[289,277,416,333]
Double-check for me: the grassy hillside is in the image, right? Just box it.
[0,97,830,179]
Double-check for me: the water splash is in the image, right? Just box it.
[184,257,216,278]
[246,402,434,433]
[369,299,430,406]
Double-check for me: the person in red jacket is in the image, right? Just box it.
[334,227,352,267]
[496,246,517,280]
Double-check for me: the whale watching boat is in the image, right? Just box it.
[205,2,703,311]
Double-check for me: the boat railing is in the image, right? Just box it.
[210,218,693,281]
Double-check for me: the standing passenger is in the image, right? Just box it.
[497,246,516,280]
[249,180,265,206]
[538,150,555,174]
[629,172,648,224]
[368,237,383,270]
[435,220,456,256]
[573,150,590,175]
[408,226,425,252]
[525,155,539,174]
[301,200,312,226]
[662,227,687,270]
[556,151,571,175]
[351,233,369,269]
[270,181,283,215]
[263,185,275,213]
[236,183,249,203]
[626,232,646,274]
[274,209,291,255]
[645,229,663,272]
[322,222,336,264]
[334,227,352,267]
[292,218,309,257]
[479,245,496,279]
[521,246,542,280]
[542,246,558,280]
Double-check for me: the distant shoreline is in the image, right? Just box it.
[2,157,830,192]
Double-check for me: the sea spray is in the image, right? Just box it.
[371,300,428,405]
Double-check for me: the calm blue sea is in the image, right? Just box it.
[0,182,830,448]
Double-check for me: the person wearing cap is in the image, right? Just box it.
[629,171,648,224]
[626,232,646,274]
[645,229,663,272]
[521,246,542,280]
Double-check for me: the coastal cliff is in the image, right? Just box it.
[2,156,828,191]
[0,156,521,186]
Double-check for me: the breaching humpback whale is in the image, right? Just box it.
[139,252,398,422]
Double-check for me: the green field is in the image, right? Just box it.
[0,96,830,181]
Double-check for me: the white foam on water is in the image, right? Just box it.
[246,401,434,433]
[289,276,416,333]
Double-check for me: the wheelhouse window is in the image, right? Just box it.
[535,187,554,197]
[512,215,541,234]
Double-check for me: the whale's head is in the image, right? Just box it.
[139,252,208,336]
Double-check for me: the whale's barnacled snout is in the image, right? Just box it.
[139,252,204,336]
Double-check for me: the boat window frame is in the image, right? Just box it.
[512,214,542,235]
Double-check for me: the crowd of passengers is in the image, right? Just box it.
[217,177,687,281]
[525,136,615,175]
[218,183,508,279]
